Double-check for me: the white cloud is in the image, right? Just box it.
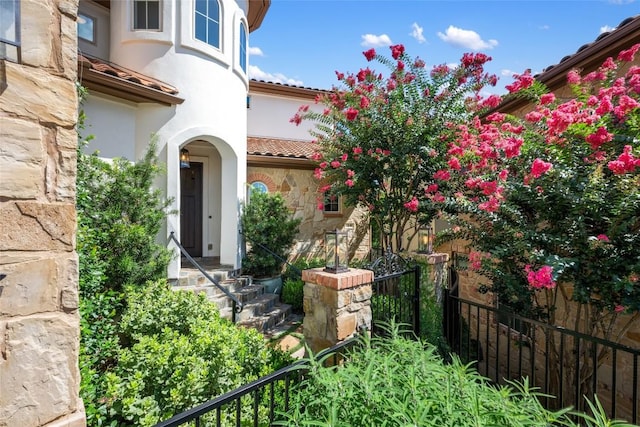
[410,22,426,44]
[501,69,514,77]
[437,25,498,51]
[248,46,264,56]
[361,33,393,47]
[248,65,304,86]
[600,25,616,34]
[539,24,550,30]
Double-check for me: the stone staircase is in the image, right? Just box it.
[172,264,293,333]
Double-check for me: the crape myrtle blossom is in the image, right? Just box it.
[292,44,499,253]
[436,43,640,321]
[525,265,556,290]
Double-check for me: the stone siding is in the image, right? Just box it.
[248,165,371,263]
[0,1,85,426]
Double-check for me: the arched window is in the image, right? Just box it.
[195,0,220,48]
[250,181,268,194]
[239,22,247,73]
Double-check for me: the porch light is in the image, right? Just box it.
[324,229,349,274]
[180,148,190,169]
[417,226,433,254]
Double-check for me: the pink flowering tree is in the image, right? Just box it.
[436,44,640,391]
[427,44,640,409]
[292,44,498,253]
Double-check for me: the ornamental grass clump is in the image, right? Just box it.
[276,323,632,427]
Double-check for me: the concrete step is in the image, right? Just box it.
[235,293,279,322]
[173,270,294,334]
[237,303,292,333]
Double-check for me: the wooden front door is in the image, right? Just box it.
[180,162,203,257]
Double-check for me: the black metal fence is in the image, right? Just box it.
[368,251,421,337]
[154,338,359,427]
[153,252,420,426]
[443,285,640,424]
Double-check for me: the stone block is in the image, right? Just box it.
[0,117,45,199]
[0,255,75,316]
[0,313,80,427]
[0,62,77,126]
[20,0,58,70]
[0,202,75,251]
[336,313,356,340]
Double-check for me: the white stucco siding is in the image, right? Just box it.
[248,93,324,141]
[81,94,137,160]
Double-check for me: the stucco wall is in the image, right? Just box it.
[0,1,85,426]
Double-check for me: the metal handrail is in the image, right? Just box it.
[240,231,303,278]
[169,231,243,320]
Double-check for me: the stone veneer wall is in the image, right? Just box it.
[248,165,371,262]
[0,1,85,426]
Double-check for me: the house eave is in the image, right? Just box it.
[247,0,270,32]
[247,154,315,170]
[249,80,327,100]
[79,64,185,106]
[495,15,640,114]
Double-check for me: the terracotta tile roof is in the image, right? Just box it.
[247,137,317,159]
[536,14,640,80]
[79,54,180,95]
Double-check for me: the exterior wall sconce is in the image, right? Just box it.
[324,229,349,273]
[180,148,190,169]
[417,226,433,254]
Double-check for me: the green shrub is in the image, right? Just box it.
[276,323,628,427]
[282,278,304,312]
[240,191,301,278]
[77,139,174,425]
[281,258,324,312]
[105,281,293,426]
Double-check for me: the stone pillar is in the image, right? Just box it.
[412,252,449,303]
[302,268,374,354]
[0,1,85,426]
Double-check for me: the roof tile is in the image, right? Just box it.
[79,54,180,95]
[247,137,317,159]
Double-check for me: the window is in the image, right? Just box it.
[78,12,96,43]
[133,0,160,30]
[0,0,20,62]
[324,194,341,213]
[250,181,268,194]
[194,0,219,48]
[239,22,247,73]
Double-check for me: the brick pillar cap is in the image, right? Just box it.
[302,268,374,290]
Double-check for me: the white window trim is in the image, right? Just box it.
[323,194,342,214]
[117,0,172,44]
[132,0,162,32]
[179,0,227,65]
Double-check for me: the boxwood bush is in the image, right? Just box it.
[105,281,293,426]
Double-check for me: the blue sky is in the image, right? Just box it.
[248,1,638,94]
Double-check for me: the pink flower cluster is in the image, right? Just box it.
[608,145,640,174]
[524,265,556,290]
[468,251,487,270]
[403,197,419,212]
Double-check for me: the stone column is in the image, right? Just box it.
[0,1,85,426]
[412,252,449,303]
[301,268,374,354]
